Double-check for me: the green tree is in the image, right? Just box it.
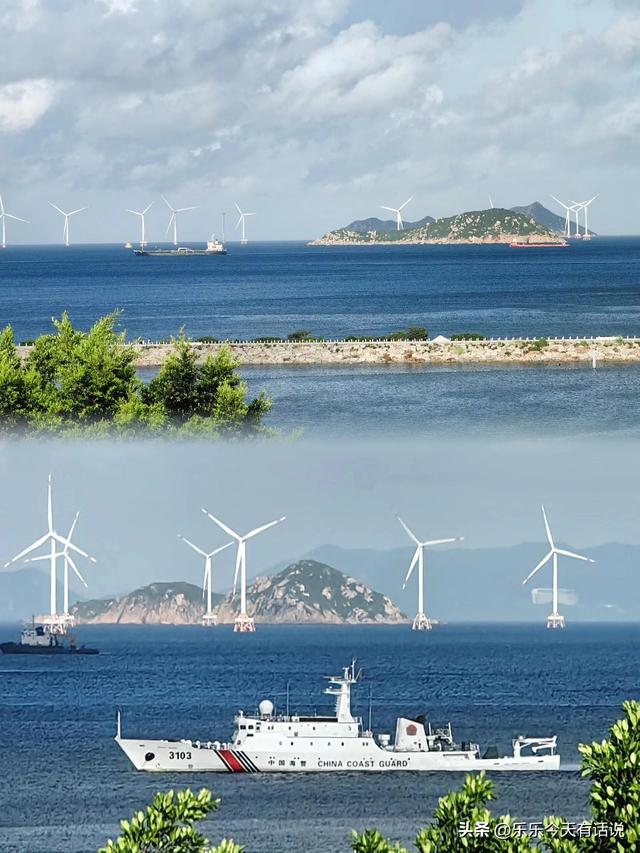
[0,315,272,436]
[351,701,640,853]
[388,326,428,341]
[99,788,244,853]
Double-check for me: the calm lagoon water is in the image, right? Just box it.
[1,623,638,853]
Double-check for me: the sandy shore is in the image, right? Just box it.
[16,337,639,368]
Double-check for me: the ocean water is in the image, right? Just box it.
[1,239,639,342]
[241,362,640,437]
[1,623,638,853]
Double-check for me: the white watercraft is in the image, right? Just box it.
[116,661,559,773]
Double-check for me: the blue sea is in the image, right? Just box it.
[1,239,639,343]
[1,623,637,853]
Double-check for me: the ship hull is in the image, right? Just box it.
[0,642,98,655]
[116,736,560,773]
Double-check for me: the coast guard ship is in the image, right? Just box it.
[116,660,559,773]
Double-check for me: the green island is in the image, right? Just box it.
[310,207,564,246]
[101,700,640,851]
[0,313,271,436]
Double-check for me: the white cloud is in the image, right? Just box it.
[98,0,137,16]
[0,78,54,131]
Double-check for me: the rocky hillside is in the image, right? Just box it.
[71,561,406,625]
[342,214,435,234]
[71,582,223,624]
[217,560,406,624]
[311,207,562,245]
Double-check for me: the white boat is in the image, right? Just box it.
[115,661,560,773]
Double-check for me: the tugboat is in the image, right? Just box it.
[116,660,559,773]
[1,621,99,655]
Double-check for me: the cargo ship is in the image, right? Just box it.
[116,660,559,772]
[0,622,98,655]
[134,237,227,256]
[509,241,568,248]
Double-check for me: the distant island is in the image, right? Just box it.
[310,203,581,246]
[70,560,407,626]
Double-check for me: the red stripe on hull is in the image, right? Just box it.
[218,749,246,772]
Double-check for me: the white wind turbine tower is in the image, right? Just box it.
[380,196,413,231]
[201,510,286,632]
[24,512,95,627]
[0,194,28,249]
[522,506,594,630]
[48,202,87,247]
[551,196,580,239]
[126,202,153,247]
[178,535,233,626]
[570,196,598,241]
[3,475,96,633]
[234,203,255,244]
[397,516,464,631]
[161,195,199,246]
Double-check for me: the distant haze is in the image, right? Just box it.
[0,0,637,241]
[0,438,639,614]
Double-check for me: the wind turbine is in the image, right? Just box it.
[161,195,198,246]
[488,194,494,209]
[522,506,594,629]
[0,194,27,249]
[551,196,580,239]
[48,202,87,247]
[178,535,233,626]
[380,196,413,231]
[201,510,286,632]
[24,512,95,627]
[126,202,153,247]
[3,475,96,632]
[570,195,598,241]
[397,515,464,631]
[234,203,255,244]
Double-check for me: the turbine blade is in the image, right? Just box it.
[402,547,420,589]
[211,541,234,557]
[165,214,175,235]
[235,202,243,215]
[235,216,242,229]
[422,537,463,547]
[380,206,396,213]
[178,535,207,557]
[396,515,420,545]
[66,553,88,587]
[201,509,240,541]
[398,196,414,210]
[47,474,53,531]
[244,517,286,540]
[48,202,66,215]
[3,532,50,566]
[176,206,198,213]
[555,548,594,563]
[25,553,63,563]
[143,202,154,214]
[68,207,86,216]
[161,195,173,211]
[66,511,79,543]
[522,550,553,585]
[52,532,96,562]
[126,209,142,216]
[232,545,242,595]
[0,194,4,215]
[5,213,27,222]
[541,505,554,549]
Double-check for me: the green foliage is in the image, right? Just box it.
[287,330,323,342]
[0,314,271,437]
[251,336,283,343]
[351,701,640,853]
[579,699,640,849]
[451,332,487,341]
[388,326,428,341]
[99,788,234,853]
[530,337,549,352]
[195,336,220,344]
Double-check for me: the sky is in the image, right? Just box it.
[1,436,639,599]
[0,0,638,242]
